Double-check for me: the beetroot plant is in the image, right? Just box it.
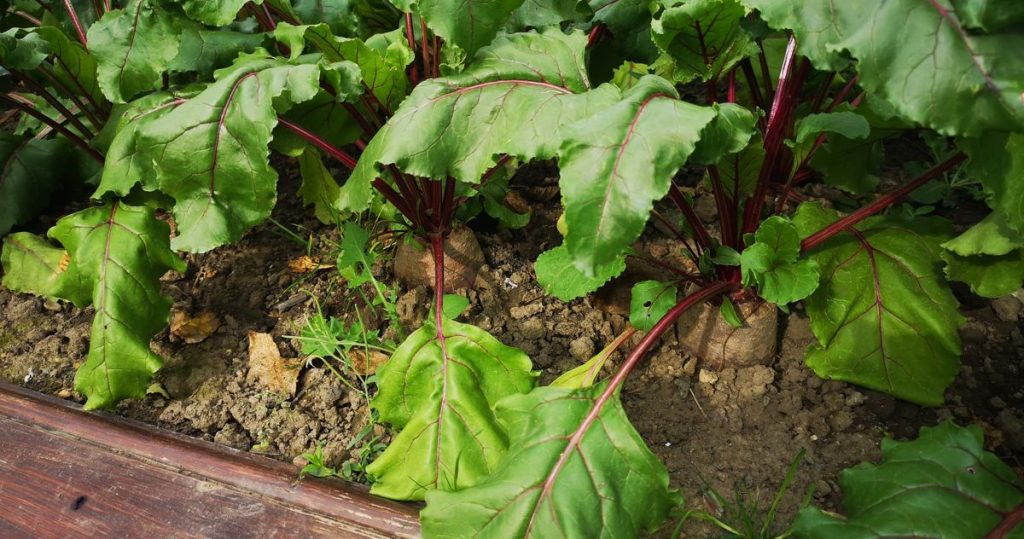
[1,0,1023,536]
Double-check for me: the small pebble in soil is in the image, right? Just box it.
[698,369,718,385]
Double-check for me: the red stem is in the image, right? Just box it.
[826,75,858,113]
[741,39,809,235]
[277,117,358,170]
[651,210,700,263]
[809,71,836,113]
[261,4,277,30]
[16,72,93,138]
[801,152,967,252]
[1,93,103,162]
[727,70,736,103]
[14,10,43,25]
[756,40,774,103]
[61,0,88,46]
[33,67,103,129]
[668,183,712,251]
[405,13,420,85]
[986,505,1024,539]
[587,24,605,48]
[419,17,431,81]
[708,166,735,248]
[739,59,766,118]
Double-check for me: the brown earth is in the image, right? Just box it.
[2,166,1023,537]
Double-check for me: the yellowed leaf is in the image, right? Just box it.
[58,252,71,273]
[170,309,221,344]
[349,349,390,376]
[247,332,302,396]
[288,255,332,274]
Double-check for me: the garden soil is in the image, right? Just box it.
[2,167,1023,537]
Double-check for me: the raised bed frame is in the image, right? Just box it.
[0,381,420,538]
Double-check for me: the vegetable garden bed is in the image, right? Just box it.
[3,0,1024,536]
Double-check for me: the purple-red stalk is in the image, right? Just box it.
[987,505,1024,539]
[419,17,432,81]
[13,10,43,25]
[405,14,420,85]
[587,24,606,48]
[801,152,967,252]
[707,166,735,248]
[808,72,836,113]
[1,93,103,162]
[61,0,88,46]
[651,210,700,263]
[32,68,102,129]
[15,73,93,138]
[727,70,737,103]
[668,183,712,252]
[741,39,810,236]
[826,76,859,113]
[277,118,359,170]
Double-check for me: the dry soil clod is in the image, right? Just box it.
[393,225,485,291]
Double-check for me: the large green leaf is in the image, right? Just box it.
[49,202,186,409]
[416,0,526,56]
[960,132,1024,233]
[340,28,618,211]
[589,0,658,61]
[94,93,188,198]
[172,0,255,26]
[88,0,182,103]
[952,0,1024,32]
[0,28,48,70]
[0,135,68,236]
[275,23,412,110]
[793,421,1024,538]
[743,0,1024,135]
[509,0,587,29]
[290,0,360,36]
[32,26,106,110]
[169,22,265,78]
[367,317,535,500]
[559,74,716,275]
[942,249,1024,299]
[137,53,321,252]
[795,203,963,406]
[421,383,679,537]
[652,0,758,84]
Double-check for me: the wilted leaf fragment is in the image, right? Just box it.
[795,203,963,406]
[793,421,1024,538]
[170,309,221,344]
[0,233,79,302]
[421,384,679,538]
[50,203,186,410]
[368,318,535,501]
[247,331,302,396]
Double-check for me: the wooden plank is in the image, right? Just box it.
[0,382,421,538]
